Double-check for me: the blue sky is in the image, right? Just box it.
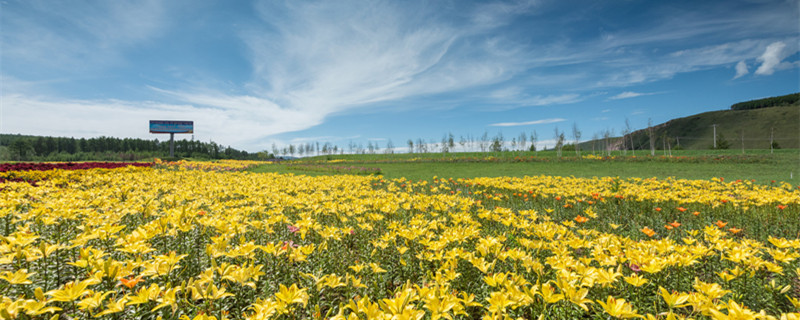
[2,0,798,152]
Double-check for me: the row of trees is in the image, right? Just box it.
[0,134,263,161]
[730,92,799,110]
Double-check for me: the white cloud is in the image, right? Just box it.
[485,91,582,108]
[489,118,566,127]
[755,41,788,75]
[1,93,310,151]
[243,0,522,112]
[733,60,749,79]
[609,91,659,100]
[520,94,582,106]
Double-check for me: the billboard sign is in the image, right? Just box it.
[149,120,193,134]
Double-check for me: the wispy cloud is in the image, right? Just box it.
[609,91,659,100]
[755,41,788,75]
[489,118,566,127]
[1,0,166,72]
[733,61,749,79]
[288,135,361,144]
[486,88,582,108]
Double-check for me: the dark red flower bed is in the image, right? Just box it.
[0,162,152,172]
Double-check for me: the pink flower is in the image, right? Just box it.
[282,241,299,250]
[349,229,356,235]
[287,225,300,233]
[629,263,641,272]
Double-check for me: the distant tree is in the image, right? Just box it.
[459,135,467,152]
[711,133,731,149]
[491,132,504,152]
[447,132,455,152]
[480,131,489,152]
[407,139,414,153]
[624,118,634,156]
[490,136,503,152]
[554,128,565,157]
[385,140,395,154]
[530,131,538,153]
[518,132,527,152]
[572,123,582,156]
[9,139,33,160]
[603,129,613,156]
[647,118,655,156]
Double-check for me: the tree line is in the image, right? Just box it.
[730,92,799,111]
[0,134,267,161]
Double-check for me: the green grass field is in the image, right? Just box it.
[251,149,800,184]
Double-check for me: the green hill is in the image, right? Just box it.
[622,94,799,151]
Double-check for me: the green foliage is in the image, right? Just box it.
[0,134,261,161]
[712,133,732,150]
[730,92,799,110]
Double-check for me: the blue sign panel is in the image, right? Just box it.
[149,120,193,134]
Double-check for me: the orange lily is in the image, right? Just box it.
[118,275,144,289]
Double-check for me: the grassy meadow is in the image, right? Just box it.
[255,149,800,184]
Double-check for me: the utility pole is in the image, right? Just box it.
[712,124,718,149]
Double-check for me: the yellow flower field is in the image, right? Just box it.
[1,162,798,319]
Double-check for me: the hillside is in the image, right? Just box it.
[621,96,799,151]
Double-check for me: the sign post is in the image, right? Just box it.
[149,120,193,157]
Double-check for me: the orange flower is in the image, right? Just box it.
[655,207,662,212]
[118,275,144,289]
[555,196,562,201]
[664,225,673,230]
[692,211,700,216]
[728,227,742,234]
[715,220,728,228]
[777,205,787,210]
[197,210,206,216]
[669,221,681,228]
[677,207,687,212]
[574,215,589,223]
[641,227,656,237]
